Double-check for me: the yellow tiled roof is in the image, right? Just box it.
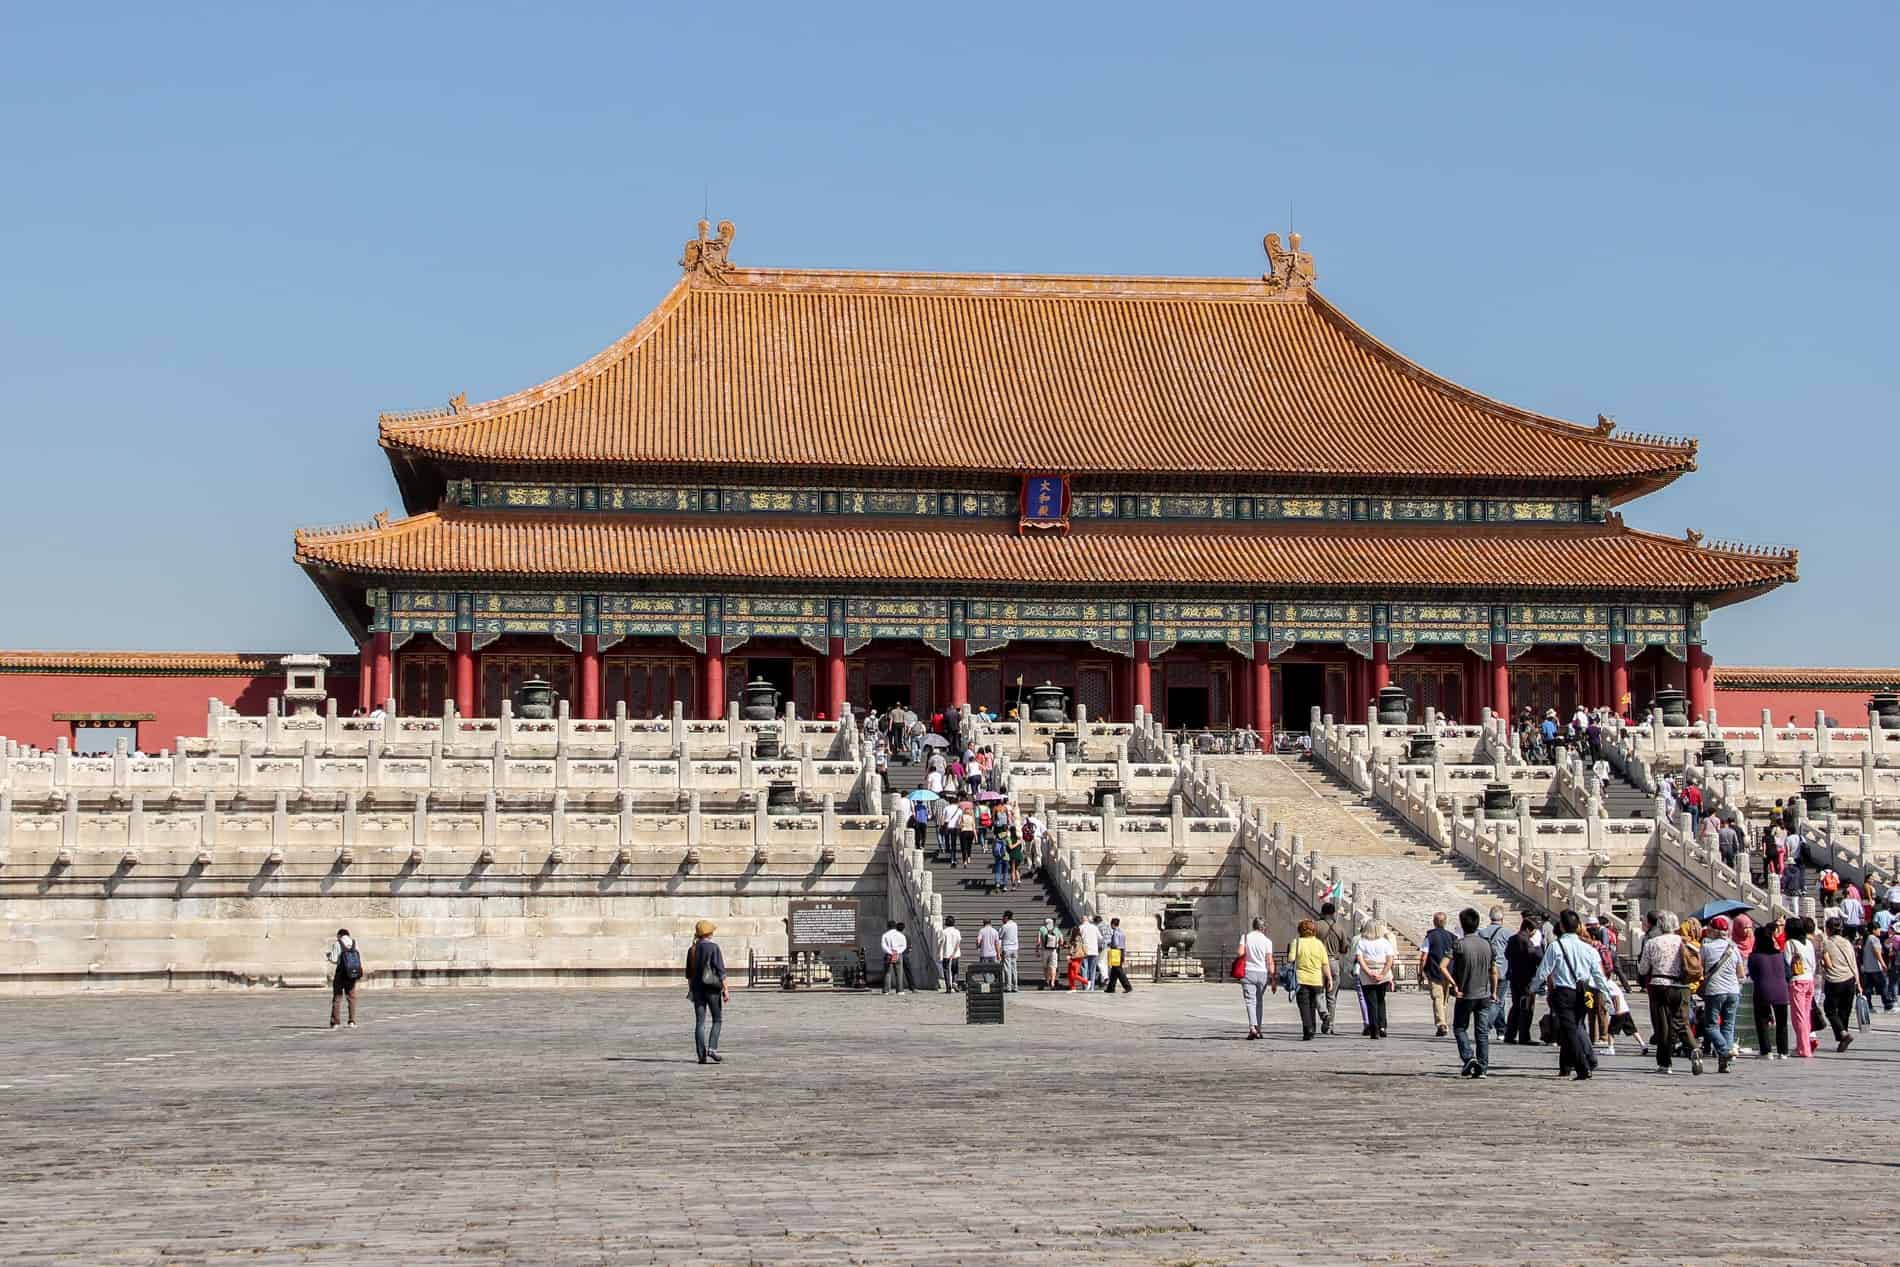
[379,234,1697,486]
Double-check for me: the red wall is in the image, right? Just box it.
[0,669,361,751]
[1713,687,1875,729]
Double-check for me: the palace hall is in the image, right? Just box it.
[292,223,1796,739]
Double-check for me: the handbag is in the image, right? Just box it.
[1231,951,1248,980]
[694,944,721,989]
[1856,992,1872,1031]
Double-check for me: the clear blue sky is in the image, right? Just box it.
[3,3,1895,665]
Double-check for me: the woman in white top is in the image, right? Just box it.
[1237,917,1277,1040]
[1353,920,1397,1039]
[1785,916,1820,1058]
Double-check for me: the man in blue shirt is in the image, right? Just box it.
[1418,913,1458,1037]
[1529,909,1610,1081]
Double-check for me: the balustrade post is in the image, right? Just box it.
[550,789,565,853]
[484,789,499,855]
[325,697,339,749]
[0,788,12,853]
[614,788,630,851]
[128,792,145,848]
[342,791,358,852]
[1760,708,1776,758]
[688,789,703,850]
[271,790,287,853]
[198,790,216,850]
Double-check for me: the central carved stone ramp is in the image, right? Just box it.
[1206,755,1518,953]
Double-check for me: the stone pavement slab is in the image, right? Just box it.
[1,982,1893,1264]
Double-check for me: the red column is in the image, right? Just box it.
[358,637,374,713]
[1132,640,1152,715]
[702,635,725,720]
[578,634,601,720]
[453,633,474,716]
[1688,645,1714,723]
[948,638,968,707]
[1252,652,1273,746]
[1348,655,1365,718]
[826,637,846,720]
[1490,643,1510,722]
[1610,644,1629,719]
[1115,654,1133,721]
[1371,641,1391,694]
[371,632,392,710]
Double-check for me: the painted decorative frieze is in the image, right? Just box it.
[965,599,1133,656]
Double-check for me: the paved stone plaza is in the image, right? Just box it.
[3,983,1891,1265]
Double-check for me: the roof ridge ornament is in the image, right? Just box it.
[1262,231,1316,294]
[681,218,736,282]
[1595,414,1616,436]
[448,392,467,415]
[1684,528,1703,546]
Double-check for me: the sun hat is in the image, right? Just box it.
[694,919,716,938]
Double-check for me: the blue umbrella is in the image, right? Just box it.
[906,789,940,802]
[1690,898,1753,923]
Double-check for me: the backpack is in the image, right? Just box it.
[1678,941,1703,987]
[339,943,363,982]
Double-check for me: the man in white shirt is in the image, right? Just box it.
[942,803,963,865]
[1000,911,1020,992]
[880,920,910,995]
[938,917,963,993]
[976,918,1001,962]
[1077,917,1103,991]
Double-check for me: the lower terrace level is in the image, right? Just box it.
[365,631,1714,732]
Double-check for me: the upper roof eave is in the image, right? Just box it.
[371,236,1702,487]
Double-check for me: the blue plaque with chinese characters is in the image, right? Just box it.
[1018,473,1069,534]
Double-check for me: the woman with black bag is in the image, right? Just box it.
[686,919,731,1065]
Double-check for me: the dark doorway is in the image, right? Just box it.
[1165,686,1209,729]
[1279,664,1325,731]
[746,657,795,702]
[868,685,912,714]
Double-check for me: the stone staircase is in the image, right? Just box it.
[886,752,1074,979]
[1206,755,1526,953]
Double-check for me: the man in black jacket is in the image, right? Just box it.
[1502,916,1541,1045]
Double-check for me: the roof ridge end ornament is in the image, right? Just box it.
[1684,528,1703,546]
[373,509,391,530]
[1595,413,1616,436]
[448,392,467,415]
[681,218,737,282]
[1262,231,1316,294]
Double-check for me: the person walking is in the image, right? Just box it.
[975,916,1001,970]
[1289,919,1333,1040]
[1860,925,1889,1014]
[1317,902,1351,1036]
[1747,916,1792,1059]
[939,916,963,993]
[1787,915,1821,1057]
[1635,910,1702,1075]
[1420,912,1457,1038]
[1000,910,1021,993]
[881,919,910,995]
[1478,907,1512,1039]
[1353,920,1396,1039]
[1699,916,1744,1073]
[1038,915,1062,989]
[1444,907,1500,1078]
[1237,917,1277,1040]
[325,928,363,1029]
[1102,917,1133,994]
[1503,914,1541,1045]
[1077,915,1102,991]
[686,919,729,1064]
[1819,917,1863,1052]
[1529,909,1610,1080]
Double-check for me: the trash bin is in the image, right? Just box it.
[965,961,1005,1024]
